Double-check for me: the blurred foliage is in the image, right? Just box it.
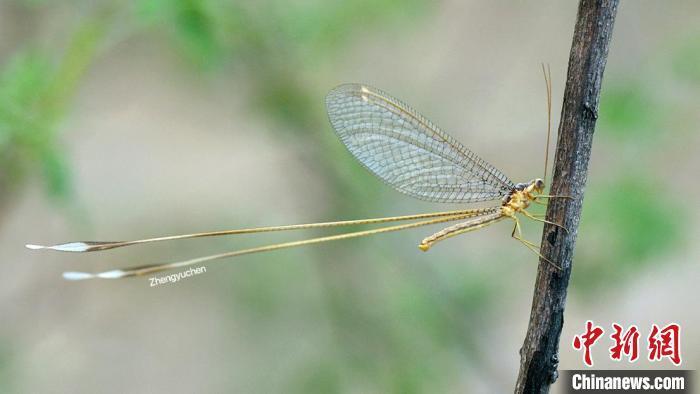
[0,341,13,393]
[1,0,428,210]
[672,36,700,84]
[574,176,682,294]
[133,0,427,69]
[559,36,693,294]
[572,60,687,294]
[0,52,75,200]
[292,356,342,393]
[598,82,661,141]
[135,0,231,67]
[0,7,110,201]
[132,0,431,215]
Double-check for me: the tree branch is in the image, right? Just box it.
[515,1,619,392]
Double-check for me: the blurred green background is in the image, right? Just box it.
[1,1,698,393]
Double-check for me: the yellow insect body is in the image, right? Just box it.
[418,178,547,252]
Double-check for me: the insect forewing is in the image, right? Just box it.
[326,84,514,203]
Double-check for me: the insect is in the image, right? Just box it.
[27,66,567,280]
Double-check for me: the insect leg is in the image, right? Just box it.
[521,210,569,233]
[510,216,562,271]
[535,194,573,200]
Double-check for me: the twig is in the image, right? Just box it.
[515,1,619,392]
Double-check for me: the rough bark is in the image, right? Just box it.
[515,1,619,392]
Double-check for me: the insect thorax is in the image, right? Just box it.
[501,179,542,214]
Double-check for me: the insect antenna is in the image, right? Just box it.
[541,63,553,185]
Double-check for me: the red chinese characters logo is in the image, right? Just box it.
[572,321,682,367]
[573,320,604,367]
[648,323,681,366]
[609,324,640,362]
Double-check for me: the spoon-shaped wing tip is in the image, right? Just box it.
[27,242,91,252]
[63,271,95,281]
[97,270,127,279]
[63,269,128,280]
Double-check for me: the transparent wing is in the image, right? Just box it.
[326,83,514,203]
